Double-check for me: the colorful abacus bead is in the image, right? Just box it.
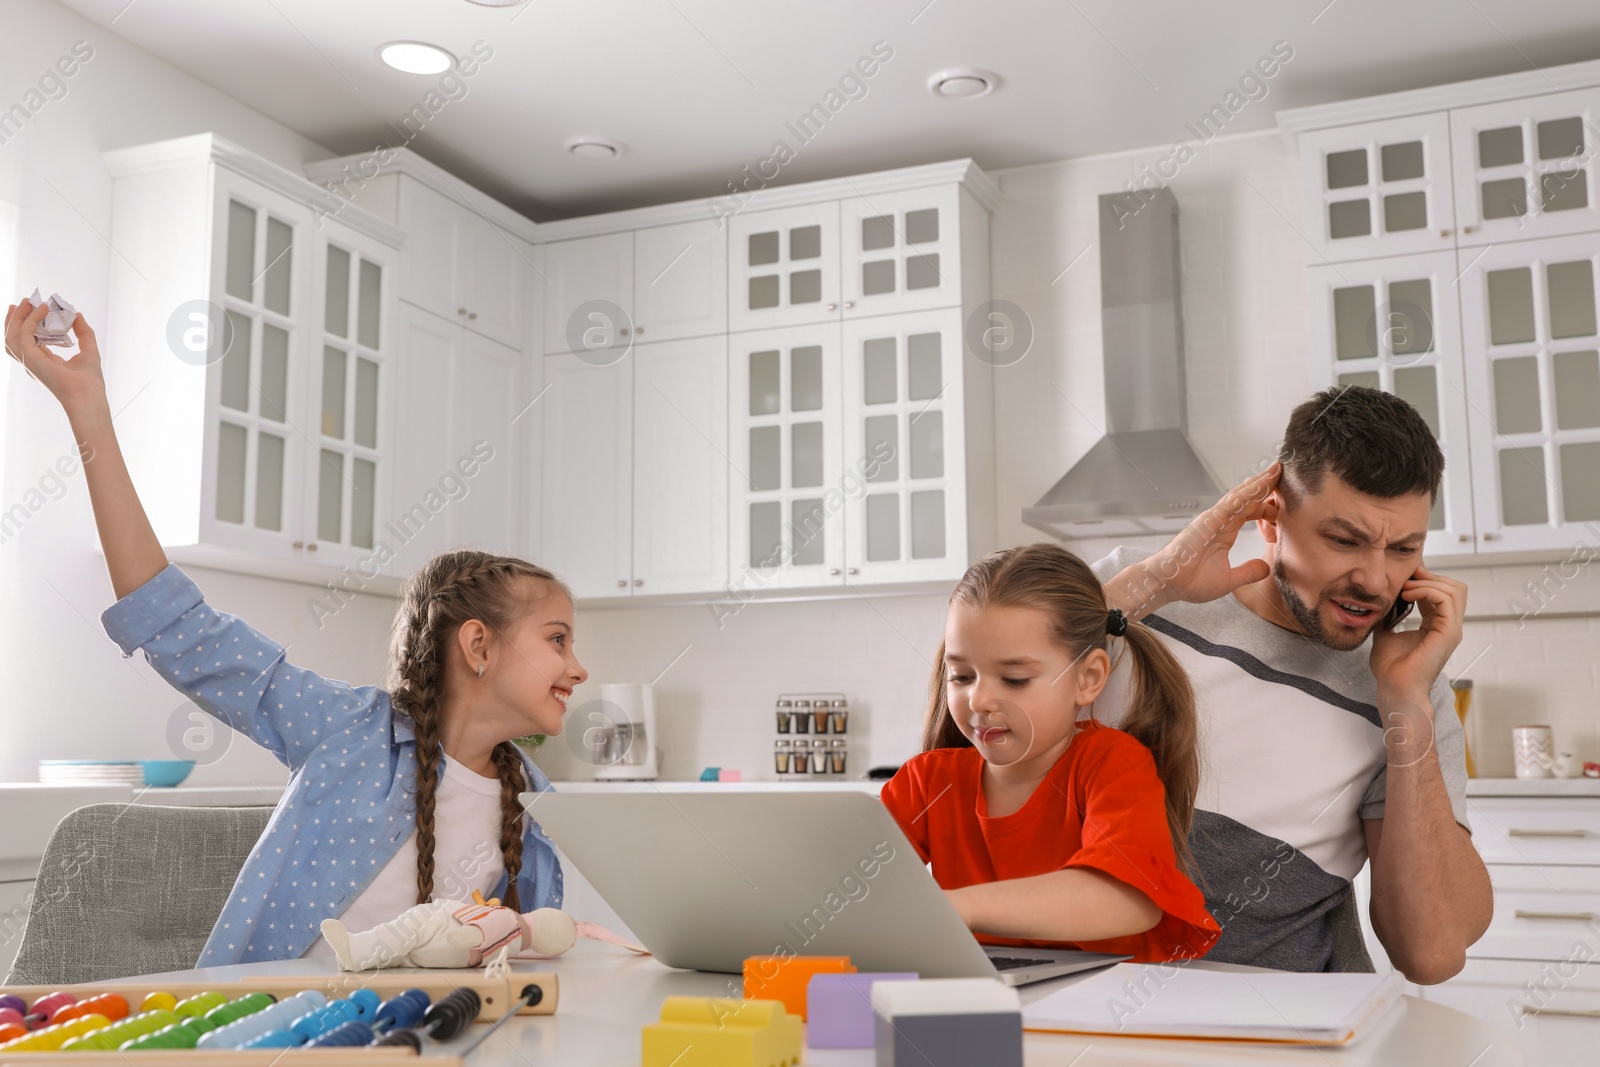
[23,991,75,1027]
[60,1008,179,1050]
[239,1028,303,1049]
[122,1022,203,1051]
[172,992,227,1018]
[0,995,25,1016]
[54,994,130,1026]
[196,991,326,1050]
[0,1007,23,1028]
[373,990,430,1034]
[0,1023,25,1044]
[306,1021,374,1048]
[201,993,274,1030]
[138,993,177,1013]
[0,1013,110,1051]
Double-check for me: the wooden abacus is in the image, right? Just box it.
[0,970,558,1066]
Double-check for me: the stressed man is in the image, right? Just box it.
[1091,385,1491,982]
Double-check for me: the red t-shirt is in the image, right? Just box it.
[879,719,1220,963]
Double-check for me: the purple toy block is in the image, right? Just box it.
[806,972,920,1048]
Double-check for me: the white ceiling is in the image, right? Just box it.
[59,0,1600,221]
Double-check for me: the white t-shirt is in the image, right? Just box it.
[302,755,508,958]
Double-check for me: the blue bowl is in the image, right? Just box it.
[139,760,196,787]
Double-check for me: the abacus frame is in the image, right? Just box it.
[0,970,558,1066]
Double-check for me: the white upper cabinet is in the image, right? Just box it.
[1450,87,1600,247]
[841,309,969,582]
[632,220,727,343]
[1305,252,1476,556]
[397,177,531,349]
[540,352,634,599]
[727,202,843,332]
[541,232,634,356]
[103,135,404,585]
[1459,234,1600,552]
[840,186,965,317]
[1296,112,1456,264]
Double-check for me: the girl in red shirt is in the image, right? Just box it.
[880,543,1220,963]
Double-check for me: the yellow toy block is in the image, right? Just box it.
[641,996,801,1067]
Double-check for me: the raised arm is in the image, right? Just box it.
[5,299,166,597]
[1101,462,1280,620]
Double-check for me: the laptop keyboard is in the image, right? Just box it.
[988,955,1060,971]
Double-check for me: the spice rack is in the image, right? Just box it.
[772,692,851,780]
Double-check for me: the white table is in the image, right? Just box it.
[114,942,1524,1066]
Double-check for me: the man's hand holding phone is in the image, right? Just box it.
[1370,562,1468,760]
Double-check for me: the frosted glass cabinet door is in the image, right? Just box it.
[1450,87,1600,247]
[307,229,394,570]
[633,336,729,594]
[728,324,844,588]
[841,309,968,583]
[202,173,311,562]
[839,185,963,317]
[726,202,841,332]
[1297,112,1457,264]
[1305,252,1476,557]
[1460,234,1600,551]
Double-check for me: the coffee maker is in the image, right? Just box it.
[591,682,660,781]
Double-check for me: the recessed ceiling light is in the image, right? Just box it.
[565,137,624,161]
[379,42,455,75]
[462,0,529,5]
[927,68,999,99]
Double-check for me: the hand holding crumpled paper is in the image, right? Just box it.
[26,289,77,346]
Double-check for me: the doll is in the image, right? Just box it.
[319,891,646,971]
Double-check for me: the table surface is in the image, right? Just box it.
[109,942,1525,1066]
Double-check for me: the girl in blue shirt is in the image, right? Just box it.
[7,299,587,965]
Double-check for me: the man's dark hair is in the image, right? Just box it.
[1276,385,1443,509]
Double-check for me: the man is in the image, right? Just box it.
[1091,385,1491,982]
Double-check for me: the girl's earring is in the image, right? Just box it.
[477,663,485,678]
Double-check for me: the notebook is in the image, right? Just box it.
[1021,964,1404,1046]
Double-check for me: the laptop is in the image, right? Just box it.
[520,788,1129,986]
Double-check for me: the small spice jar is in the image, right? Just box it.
[830,738,847,775]
[829,698,849,734]
[775,698,792,733]
[774,739,792,775]
[812,703,831,734]
[792,744,811,774]
[793,699,812,734]
[811,739,829,776]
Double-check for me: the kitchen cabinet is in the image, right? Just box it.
[103,134,405,583]
[389,303,529,576]
[397,176,532,349]
[1459,234,1600,552]
[543,220,726,354]
[1450,86,1600,247]
[1409,786,1600,1067]
[1305,251,1476,555]
[541,336,729,600]
[1295,112,1457,264]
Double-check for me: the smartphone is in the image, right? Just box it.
[1381,572,1419,629]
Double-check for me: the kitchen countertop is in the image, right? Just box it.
[1465,776,1600,797]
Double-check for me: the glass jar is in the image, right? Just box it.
[775,698,792,733]
[792,744,810,774]
[811,739,829,776]
[793,699,811,734]
[829,698,849,734]
[812,703,830,734]
[830,738,847,775]
[774,739,792,774]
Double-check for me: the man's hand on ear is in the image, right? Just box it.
[1104,462,1282,621]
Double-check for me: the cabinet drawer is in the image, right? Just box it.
[1426,958,1600,1067]
[1469,798,1600,865]
[1474,864,1600,961]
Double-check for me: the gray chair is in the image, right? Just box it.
[6,804,272,985]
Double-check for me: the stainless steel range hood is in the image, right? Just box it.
[1022,188,1224,540]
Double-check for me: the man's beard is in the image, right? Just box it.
[1271,554,1375,652]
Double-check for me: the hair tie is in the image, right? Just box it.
[1106,608,1128,637]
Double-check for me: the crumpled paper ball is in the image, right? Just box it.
[27,289,76,345]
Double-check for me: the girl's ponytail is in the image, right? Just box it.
[1113,620,1200,876]
[917,544,1200,873]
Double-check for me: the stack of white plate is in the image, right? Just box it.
[38,760,148,786]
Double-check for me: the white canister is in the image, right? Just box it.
[1512,725,1555,779]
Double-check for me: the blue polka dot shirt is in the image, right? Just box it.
[99,563,564,966]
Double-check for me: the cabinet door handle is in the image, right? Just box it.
[1514,909,1597,921]
[829,567,841,576]
[457,307,468,316]
[1508,828,1587,837]
[1463,225,1478,234]
[1517,1004,1600,1018]
[634,579,643,586]
[825,303,837,311]
[843,301,855,309]
[306,542,318,552]
[617,579,628,588]
[1481,532,1501,541]
[468,312,478,321]
[1458,534,1471,542]
[635,326,645,335]
[1439,229,1452,238]
[292,541,304,550]
[847,567,859,575]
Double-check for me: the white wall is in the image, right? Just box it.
[0,0,395,788]
[1,0,1590,787]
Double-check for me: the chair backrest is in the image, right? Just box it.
[6,803,273,985]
